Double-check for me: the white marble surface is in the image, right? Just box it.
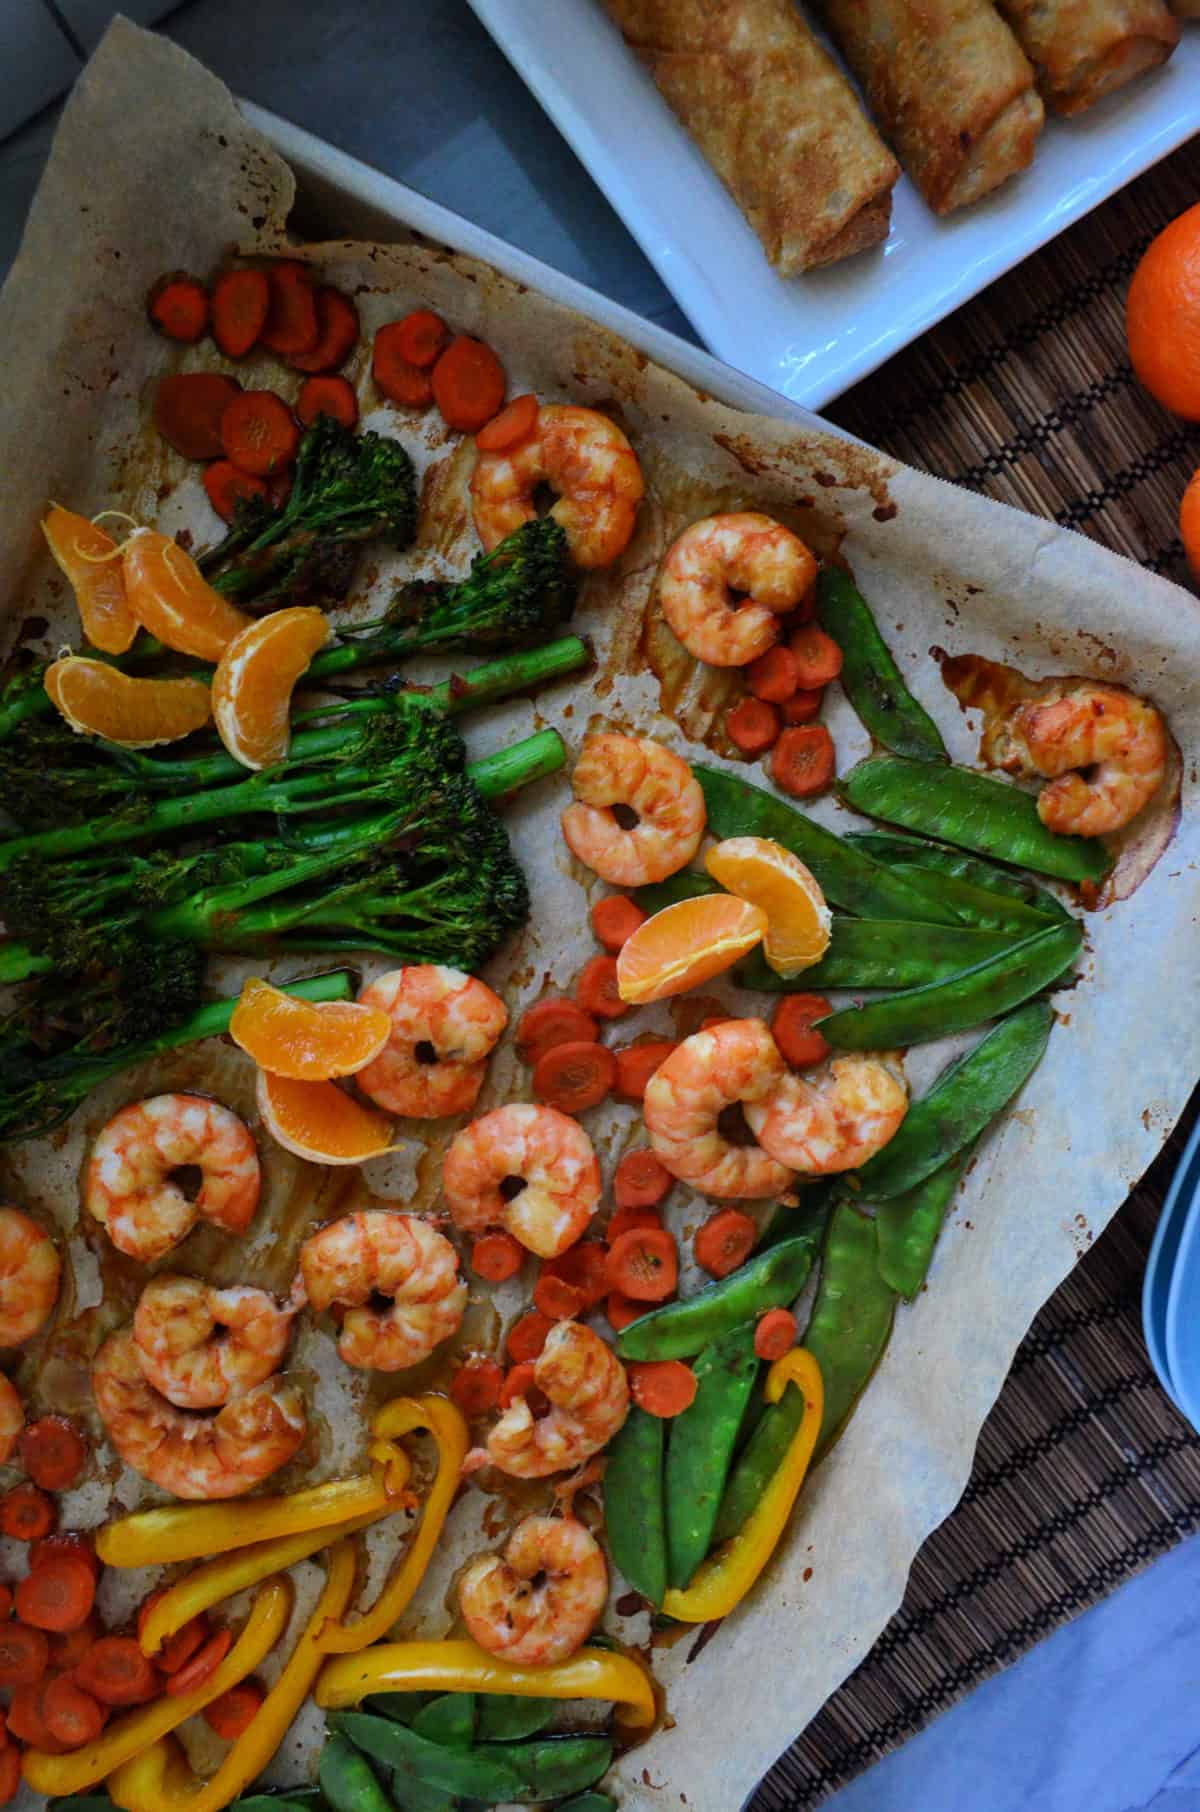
[0,6,1195,1810]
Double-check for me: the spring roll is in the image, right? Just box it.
[811,0,1044,215]
[604,0,900,274]
[992,0,1180,112]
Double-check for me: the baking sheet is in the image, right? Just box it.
[2,20,1200,1812]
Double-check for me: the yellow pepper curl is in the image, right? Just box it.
[662,1347,823,1624]
[22,1579,292,1797]
[315,1636,656,1729]
[97,1467,406,1570]
[317,1394,468,1654]
[109,1543,357,1812]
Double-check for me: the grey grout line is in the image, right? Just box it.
[35,0,86,61]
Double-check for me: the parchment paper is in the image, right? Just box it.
[2,21,1199,1812]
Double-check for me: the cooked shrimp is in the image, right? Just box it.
[470,403,644,570]
[92,1329,304,1499]
[132,1276,295,1409]
[658,512,817,668]
[354,967,507,1119]
[746,1056,907,1174]
[561,730,706,887]
[643,1019,794,1199]
[85,1094,260,1263]
[479,1321,628,1478]
[459,1512,607,1664]
[997,682,1167,838]
[297,1210,466,1372]
[443,1105,602,1259]
[0,1207,60,1346]
[0,1375,23,1463]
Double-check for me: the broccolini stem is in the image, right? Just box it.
[471,729,567,800]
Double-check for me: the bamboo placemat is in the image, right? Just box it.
[747,133,1200,1812]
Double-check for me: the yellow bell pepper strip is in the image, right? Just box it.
[22,1577,292,1797]
[315,1636,656,1729]
[97,1457,409,1570]
[317,1394,469,1655]
[139,1508,384,1658]
[661,1347,823,1624]
[109,1542,357,1812]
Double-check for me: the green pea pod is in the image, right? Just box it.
[603,1405,667,1607]
[815,569,948,762]
[806,1202,898,1458]
[713,1377,805,1543]
[617,1226,822,1361]
[845,831,1072,921]
[228,1801,314,1812]
[484,1735,614,1802]
[665,1322,761,1589]
[270,1795,328,1812]
[840,754,1113,884]
[475,1694,557,1742]
[635,870,720,916]
[329,1713,523,1801]
[736,920,1019,992]
[817,919,1081,1049]
[390,1775,458,1812]
[411,1694,476,1748]
[557,1796,617,1812]
[319,1733,396,1812]
[694,766,961,924]
[892,864,1067,936]
[856,998,1053,1198]
[876,1145,974,1299]
[366,1692,436,1724]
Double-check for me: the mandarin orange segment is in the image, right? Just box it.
[1126,201,1200,421]
[256,1070,393,1165]
[616,894,767,1005]
[212,607,329,771]
[41,507,138,655]
[231,978,391,1080]
[1181,466,1200,581]
[122,528,253,662]
[705,835,831,978]
[44,656,212,748]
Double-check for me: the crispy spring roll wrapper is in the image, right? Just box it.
[605,0,900,274]
[993,0,1179,113]
[813,0,1045,215]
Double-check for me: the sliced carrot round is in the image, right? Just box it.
[515,999,599,1065]
[203,1678,265,1740]
[533,1274,586,1321]
[75,1635,159,1706]
[123,528,253,661]
[607,1205,663,1245]
[41,506,137,655]
[607,1226,678,1302]
[471,1231,524,1283]
[204,460,270,524]
[389,309,450,369]
[782,686,824,725]
[613,1041,678,1103]
[431,335,506,433]
[43,1672,106,1748]
[219,390,299,477]
[373,323,435,407]
[261,261,319,358]
[0,1484,55,1542]
[754,1307,798,1360]
[575,954,629,1020]
[0,1622,48,1687]
[137,1592,208,1674]
[772,994,832,1069]
[255,1071,393,1166]
[451,1356,504,1417]
[770,724,836,799]
[154,372,242,461]
[32,1533,99,1584]
[606,1292,646,1333]
[616,895,767,1006]
[746,644,801,703]
[211,267,271,359]
[16,1552,97,1632]
[628,1359,696,1418]
[499,1361,548,1412]
[164,1627,232,1698]
[289,286,361,373]
[532,1041,616,1114]
[212,607,329,771]
[789,623,843,689]
[694,1209,757,1279]
[44,657,212,750]
[6,1681,56,1748]
[613,1148,672,1210]
[147,272,209,344]
[19,1416,87,1492]
[506,1310,554,1364]
[475,392,538,454]
[539,1242,610,1308]
[297,375,358,430]
[726,696,780,756]
[0,1741,22,1803]
[49,1612,100,1672]
[590,895,647,953]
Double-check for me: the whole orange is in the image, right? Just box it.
[1126,202,1200,420]
[1180,466,1200,581]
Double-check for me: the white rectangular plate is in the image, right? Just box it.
[467,0,1200,408]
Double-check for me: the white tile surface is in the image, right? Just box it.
[0,0,78,140]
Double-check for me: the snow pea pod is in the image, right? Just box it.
[603,1406,667,1608]
[475,1694,556,1741]
[617,1226,822,1361]
[329,1713,523,1801]
[817,919,1081,1049]
[634,870,720,916]
[665,1322,760,1589]
[390,1775,457,1812]
[557,1797,616,1812]
[410,1693,475,1747]
[875,1145,974,1299]
[694,767,961,924]
[815,569,948,762]
[736,919,1018,992]
[845,831,1071,922]
[805,1202,898,1458]
[489,1735,613,1802]
[319,1734,396,1812]
[840,755,1113,883]
[856,998,1053,1198]
[365,1692,435,1723]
